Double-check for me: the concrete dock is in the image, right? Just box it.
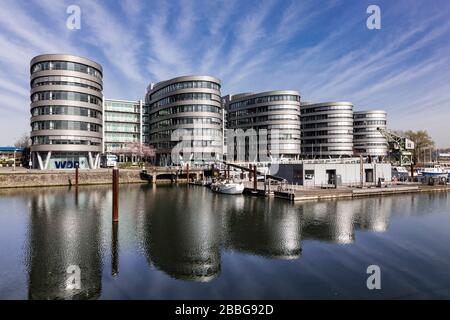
[196,180,450,202]
[274,184,450,202]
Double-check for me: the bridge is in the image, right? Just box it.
[140,161,286,186]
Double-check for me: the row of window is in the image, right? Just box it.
[301,114,353,121]
[149,81,221,100]
[354,120,387,126]
[32,91,102,106]
[105,123,139,133]
[31,106,102,119]
[228,105,299,117]
[354,142,388,146]
[32,81,100,92]
[31,136,101,146]
[229,115,299,126]
[354,113,386,119]
[302,130,353,137]
[31,120,102,132]
[152,140,220,149]
[104,133,139,143]
[150,117,221,129]
[354,134,386,139]
[105,113,140,123]
[301,138,354,144]
[229,95,300,109]
[32,135,102,145]
[301,121,353,129]
[300,105,353,114]
[32,76,102,90]
[149,104,221,119]
[150,128,222,140]
[31,61,102,79]
[150,93,221,108]
[104,101,141,113]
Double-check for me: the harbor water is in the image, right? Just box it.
[1,184,450,299]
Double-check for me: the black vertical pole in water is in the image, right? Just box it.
[111,221,119,276]
[253,165,257,191]
[75,166,79,187]
[186,163,190,183]
[112,168,119,223]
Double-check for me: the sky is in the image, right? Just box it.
[0,0,449,147]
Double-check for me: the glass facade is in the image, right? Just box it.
[300,102,354,158]
[149,80,220,100]
[32,91,102,106]
[31,106,101,119]
[353,111,388,157]
[30,54,103,170]
[31,61,102,79]
[104,99,145,155]
[147,76,223,166]
[225,91,301,161]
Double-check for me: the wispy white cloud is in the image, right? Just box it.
[0,0,449,146]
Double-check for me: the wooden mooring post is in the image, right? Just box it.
[253,165,257,191]
[112,168,119,222]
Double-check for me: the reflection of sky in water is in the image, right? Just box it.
[0,185,450,299]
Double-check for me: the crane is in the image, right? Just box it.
[376,128,415,166]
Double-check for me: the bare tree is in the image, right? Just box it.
[14,133,31,149]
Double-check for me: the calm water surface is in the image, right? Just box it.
[0,184,450,299]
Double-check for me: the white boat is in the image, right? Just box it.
[211,181,244,195]
[420,165,448,177]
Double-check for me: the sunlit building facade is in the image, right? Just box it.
[30,54,103,169]
[146,75,223,166]
[225,91,301,161]
[300,101,354,158]
[353,110,388,158]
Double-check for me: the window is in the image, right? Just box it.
[305,170,315,180]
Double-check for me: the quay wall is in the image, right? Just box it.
[0,169,146,189]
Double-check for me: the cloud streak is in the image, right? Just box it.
[0,0,449,146]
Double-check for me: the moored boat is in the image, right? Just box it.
[211,181,244,195]
[420,165,448,178]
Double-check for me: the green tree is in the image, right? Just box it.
[403,130,435,164]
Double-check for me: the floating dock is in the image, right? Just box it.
[274,185,450,202]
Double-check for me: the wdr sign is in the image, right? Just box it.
[54,160,81,169]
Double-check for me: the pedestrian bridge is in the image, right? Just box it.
[140,166,205,184]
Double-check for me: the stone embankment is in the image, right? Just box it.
[0,169,145,189]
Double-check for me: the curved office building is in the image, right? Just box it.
[300,102,354,158]
[30,54,103,169]
[146,75,223,166]
[225,91,301,161]
[353,110,388,158]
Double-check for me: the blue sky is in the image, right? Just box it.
[0,0,449,147]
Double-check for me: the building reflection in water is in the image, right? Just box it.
[301,201,355,244]
[224,197,302,259]
[142,186,222,282]
[27,187,104,299]
[355,197,392,232]
[25,183,397,290]
[301,197,394,244]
